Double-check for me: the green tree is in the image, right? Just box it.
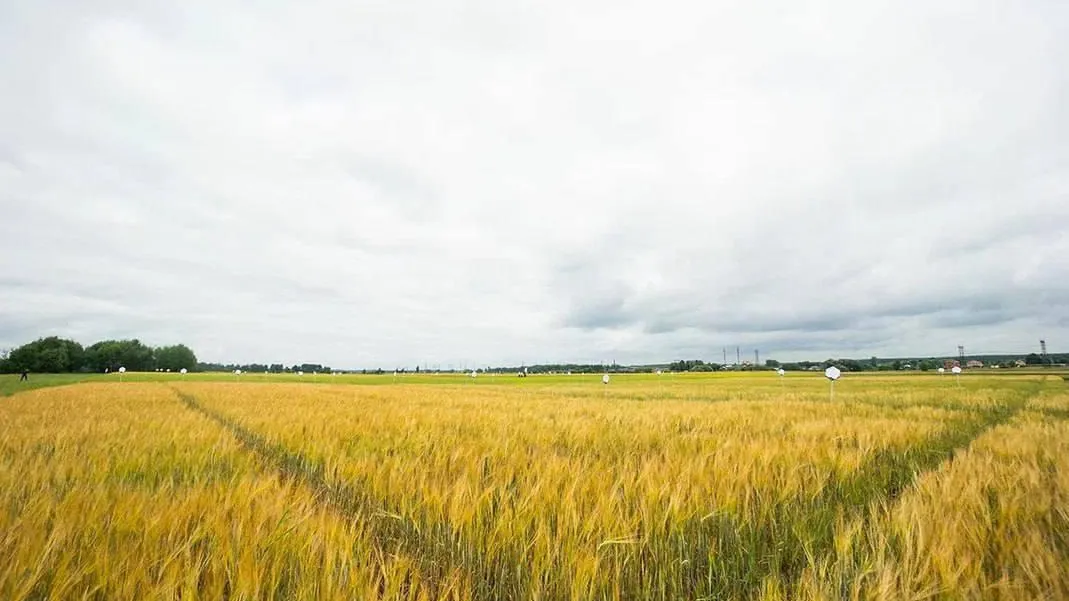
[85,339,156,372]
[4,337,84,373]
[153,344,198,372]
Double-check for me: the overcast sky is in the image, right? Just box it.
[1,1,1067,368]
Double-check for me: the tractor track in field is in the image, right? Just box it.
[172,383,1037,601]
[603,400,1027,601]
[172,387,532,601]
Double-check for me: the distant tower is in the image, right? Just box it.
[958,345,965,366]
[754,349,759,366]
[736,347,741,365]
[1040,340,1048,364]
[723,347,727,365]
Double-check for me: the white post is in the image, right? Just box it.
[824,366,841,401]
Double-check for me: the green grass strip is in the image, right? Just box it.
[0,373,98,397]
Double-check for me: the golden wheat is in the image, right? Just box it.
[1,373,1064,600]
[0,384,464,601]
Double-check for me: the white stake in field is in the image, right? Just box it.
[824,366,841,401]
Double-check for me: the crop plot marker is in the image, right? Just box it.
[952,365,962,388]
[824,366,841,401]
[118,366,126,382]
[777,367,785,390]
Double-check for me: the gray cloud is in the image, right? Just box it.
[2,0,1068,367]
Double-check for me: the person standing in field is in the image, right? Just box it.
[19,369,28,381]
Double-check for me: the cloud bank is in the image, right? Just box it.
[2,1,1067,367]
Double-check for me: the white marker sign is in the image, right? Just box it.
[180,368,188,375]
[777,368,786,377]
[825,366,841,401]
[951,366,962,374]
[602,374,610,384]
[118,367,126,374]
[938,367,945,374]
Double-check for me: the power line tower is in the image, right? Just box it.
[736,347,741,365]
[754,349,759,366]
[1040,339,1048,365]
[957,345,965,367]
[723,347,727,365]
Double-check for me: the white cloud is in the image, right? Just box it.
[2,0,1067,367]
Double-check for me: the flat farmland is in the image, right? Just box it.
[1,373,1067,600]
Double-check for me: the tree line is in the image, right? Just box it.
[196,362,334,374]
[0,337,197,374]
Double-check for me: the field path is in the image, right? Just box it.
[606,396,1031,600]
[172,387,528,601]
[171,382,1040,601]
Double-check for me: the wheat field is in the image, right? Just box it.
[1,373,1066,600]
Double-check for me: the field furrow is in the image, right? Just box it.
[789,407,1069,600]
[174,376,1049,600]
[173,386,508,601]
[0,383,468,601]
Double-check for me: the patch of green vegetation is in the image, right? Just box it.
[0,373,104,396]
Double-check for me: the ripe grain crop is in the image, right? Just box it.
[1,373,1065,600]
[0,384,465,601]
[791,407,1069,600]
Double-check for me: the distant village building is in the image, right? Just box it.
[1014,359,1027,368]
[966,360,984,369]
